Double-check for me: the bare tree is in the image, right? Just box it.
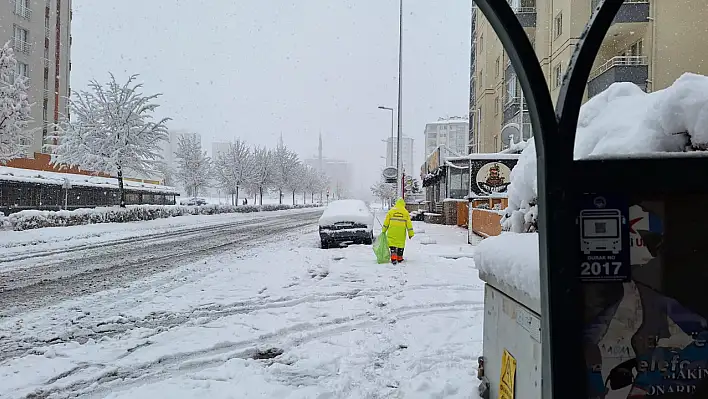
[49,74,169,207]
[0,42,33,164]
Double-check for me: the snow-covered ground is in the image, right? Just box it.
[0,218,484,398]
[0,207,318,262]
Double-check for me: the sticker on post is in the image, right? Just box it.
[498,349,517,399]
[577,194,630,282]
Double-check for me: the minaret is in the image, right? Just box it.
[318,132,323,172]
[278,133,284,148]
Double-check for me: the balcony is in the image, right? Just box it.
[587,56,649,98]
[503,97,529,124]
[592,0,649,24]
[14,4,31,20]
[12,38,31,55]
[514,6,536,28]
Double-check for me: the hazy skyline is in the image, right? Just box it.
[70,0,471,194]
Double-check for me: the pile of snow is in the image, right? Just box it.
[318,199,373,227]
[502,73,708,233]
[8,203,321,231]
[0,212,9,229]
[484,73,708,297]
[474,233,540,299]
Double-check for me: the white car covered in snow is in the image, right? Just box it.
[318,199,374,249]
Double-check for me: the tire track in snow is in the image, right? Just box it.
[0,283,481,363]
[0,211,302,265]
[0,211,321,317]
[0,287,384,362]
[22,301,484,399]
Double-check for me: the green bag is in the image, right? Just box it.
[373,233,389,264]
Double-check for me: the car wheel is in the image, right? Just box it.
[321,240,329,249]
[363,234,373,246]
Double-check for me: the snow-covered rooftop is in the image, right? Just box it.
[0,166,178,194]
[426,117,468,126]
[446,153,520,162]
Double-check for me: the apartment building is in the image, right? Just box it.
[0,0,72,156]
[424,117,469,158]
[470,0,708,153]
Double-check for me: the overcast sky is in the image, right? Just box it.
[70,0,471,195]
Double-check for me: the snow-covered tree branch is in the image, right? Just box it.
[371,178,396,206]
[48,74,170,207]
[213,139,254,205]
[175,132,212,198]
[272,142,301,205]
[0,42,33,164]
[251,146,275,205]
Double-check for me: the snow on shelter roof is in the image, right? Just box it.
[476,73,708,301]
[446,153,520,162]
[0,166,178,194]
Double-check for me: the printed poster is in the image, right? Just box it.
[583,198,708,398]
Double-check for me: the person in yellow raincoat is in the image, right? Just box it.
[382,198,415,264]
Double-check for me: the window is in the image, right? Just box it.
[554,12,563,38]
[494,135,499,151]
[16,62,29,78]
[14,0,30,20]
[506,77,517,103]
[480,34,484,52]
[495,57,500,77]
[13,25,30,54]
[494,96,500,115]
[554,64,563,88]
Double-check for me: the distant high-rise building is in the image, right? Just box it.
[384,136,415,175]
[304,134,351,198]
[160,130,201,169]
[0,0,73,156]
[424,117,469,158]
[211,142,231,159]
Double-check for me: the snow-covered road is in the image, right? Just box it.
[0,209,323,317]
[0,217,484,399]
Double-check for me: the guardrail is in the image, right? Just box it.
[14,4,31,20]
[588,55,648,80]
[12,38,31,55]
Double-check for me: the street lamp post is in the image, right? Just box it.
[395,0,404,199]
[377,106,395,167]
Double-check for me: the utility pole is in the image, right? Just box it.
[396,0,404,199]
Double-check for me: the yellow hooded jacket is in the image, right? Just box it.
[382,198,415,248]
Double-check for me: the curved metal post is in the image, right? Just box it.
[556,0,626,157]
[472,1,623,398]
